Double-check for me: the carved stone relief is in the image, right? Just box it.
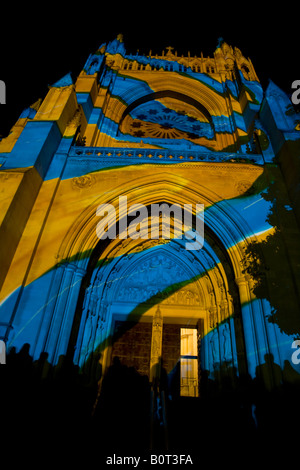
[111,252,201,306]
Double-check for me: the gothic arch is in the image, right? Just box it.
[38,171,276,379]
[95,72,235,149]
[117,90,216,144]
[105,74,229,130]
[51,173,267,380]
[85,233,231,315]
[58,172,254,279]
[72,224,243,381]
[118,90,214,128]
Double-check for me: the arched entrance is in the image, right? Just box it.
[70,226,246,395]
[32,169,279,397]
[49,171,276,449]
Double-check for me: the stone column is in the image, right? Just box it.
[43,263,86,364]
[235,275,259,378]
[73,285,92,366]
[247,277,282,390]
[150,305,163,385]
[45,263,76,362]
[54,265,86,363]
[34,263,66,360]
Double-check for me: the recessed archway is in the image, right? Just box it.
[118,91,215,146]
[119,90,214,128]
[53,172,268,384]
[68,205,247,394]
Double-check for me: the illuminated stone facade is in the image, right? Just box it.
[1,35,300,403]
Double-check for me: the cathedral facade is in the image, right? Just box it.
[1,36,300,449]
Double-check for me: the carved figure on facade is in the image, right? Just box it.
[209,308,218,329]
[220,322,232,363]
[210,328,220,365]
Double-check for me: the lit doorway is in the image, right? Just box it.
[180,328,199,397]
[111,320,200,398]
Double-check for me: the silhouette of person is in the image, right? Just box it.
[159,358,168,394]
[255,353,282,391]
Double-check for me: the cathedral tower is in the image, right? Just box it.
[1,37,300,445]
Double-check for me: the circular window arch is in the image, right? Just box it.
[118,90,215,145]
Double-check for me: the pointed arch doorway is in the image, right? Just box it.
[71,231,245,397]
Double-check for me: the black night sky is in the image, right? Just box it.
[0,7,298,137]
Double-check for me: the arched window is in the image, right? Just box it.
[119,90,215,145]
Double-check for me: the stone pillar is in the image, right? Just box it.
[42,263,86,364]
[247,277,282,390]
[236,275,284,390]
[247,279,281,363]
[34,263,66,360]
[73,285,92,366]
[150,305,163,385]
[54,265,86,363]
[235,275,259,378]
[45,263,76,362]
